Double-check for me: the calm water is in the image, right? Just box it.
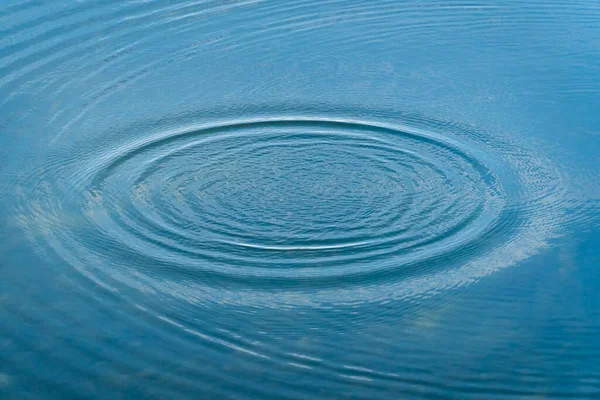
[1,1,600,398]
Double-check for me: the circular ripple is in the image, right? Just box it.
[76,118,506,285]
[13,110,566,306]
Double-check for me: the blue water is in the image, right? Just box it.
[1,1,599,398]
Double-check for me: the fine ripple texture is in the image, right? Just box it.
[1,0,600,399]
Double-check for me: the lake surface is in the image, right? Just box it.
[1,1,599,398]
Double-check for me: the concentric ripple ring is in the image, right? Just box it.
[15,111,565,306]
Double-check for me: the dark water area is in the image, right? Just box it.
[1,1,600,398]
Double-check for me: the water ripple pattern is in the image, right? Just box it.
[1,0,599,399]
[14,108,565,306]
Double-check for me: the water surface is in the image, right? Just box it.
[1,1,600,398]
